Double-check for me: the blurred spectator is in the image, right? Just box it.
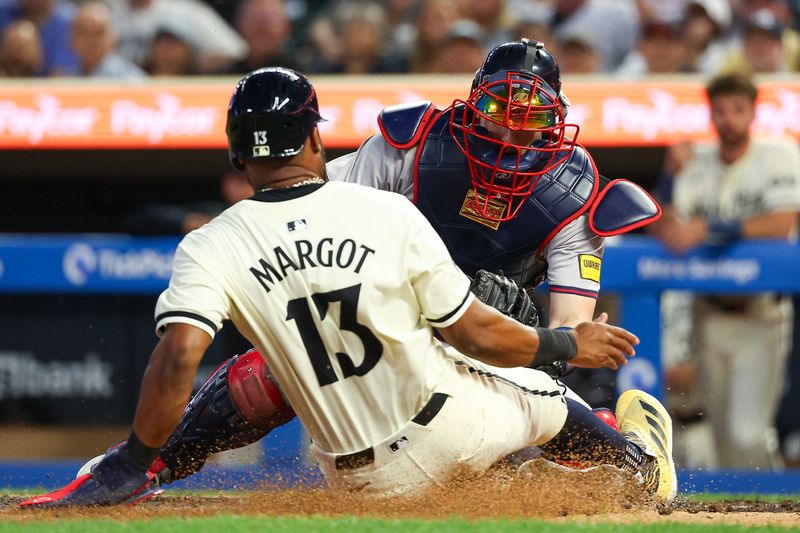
[69,1,145,79]
[728,0,800,71]
[326,1,406,74]
[0,0,79,75]
[430,18,485,73]
[616,21,686,76]
[124,170,254,235]
[719,8,797,72]
[743,9,791,70]
[109,0,246,73]
[383,0,418,64]
[680,0,734,74]
[734,0,796,28]
[461,0,511,48]
[549,0,641,72]
[303,14,341,73]
[650,73,800,469]
[408,0,461,73]
[636,0,688,25]
[558,31,601,74]
[510,4,556,51]
[218,0,298,74]
[144,19,198,76]
[0,19,42,76]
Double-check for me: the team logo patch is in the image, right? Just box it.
[388,436,410,453]
[578,254,602,282]
[459,189,505,230]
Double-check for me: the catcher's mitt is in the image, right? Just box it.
[469,269,539,327]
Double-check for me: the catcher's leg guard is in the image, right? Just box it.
[540,398,644,472]
[156,349,296,483]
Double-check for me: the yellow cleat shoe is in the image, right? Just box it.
[615,389,677,502]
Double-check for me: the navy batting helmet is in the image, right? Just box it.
[226,67,324,170]
[450,39,577,221]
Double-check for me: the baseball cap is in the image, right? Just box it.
[154,18,196,47]
[559,27,599,52]
[685,0,732,30]
[445,19,485,45]
[744,9,784,40]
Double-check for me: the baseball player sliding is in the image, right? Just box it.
[21,67,676,508]
[97,40,663,492]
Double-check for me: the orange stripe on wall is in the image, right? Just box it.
[0,77,797,149]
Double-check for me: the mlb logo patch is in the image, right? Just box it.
[388,436,409,453]
[287,219,308,232]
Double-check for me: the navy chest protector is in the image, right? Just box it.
[378,102,661,287]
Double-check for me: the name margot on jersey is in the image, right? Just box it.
[249,237,376,293]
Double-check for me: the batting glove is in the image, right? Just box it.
[20,445,160,509]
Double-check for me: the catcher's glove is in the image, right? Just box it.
[469,269,539,327]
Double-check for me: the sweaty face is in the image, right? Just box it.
[709,93,756,146]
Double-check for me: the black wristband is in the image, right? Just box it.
[528,328,577,368]
[124,431,161,472]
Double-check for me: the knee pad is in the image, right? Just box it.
[158,349,296,482]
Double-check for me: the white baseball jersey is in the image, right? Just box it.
[155,182,474,453]
[673,137,800,221]
[326,135,605,298]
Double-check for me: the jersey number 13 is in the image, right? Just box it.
[286,284,383,387]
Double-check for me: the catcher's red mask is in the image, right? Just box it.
[450,71,578,222]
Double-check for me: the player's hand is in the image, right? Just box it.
[663,141,694,175]
[570,313,639,370]
[19,445,158,509]
[656,215,708,254]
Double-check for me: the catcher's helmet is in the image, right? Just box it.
[226,67,324,170]
[470,38,568,107]
[450,39,577,221]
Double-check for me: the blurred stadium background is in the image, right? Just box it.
[1,0,800,496]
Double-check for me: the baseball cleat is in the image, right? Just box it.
[615,389,677,502]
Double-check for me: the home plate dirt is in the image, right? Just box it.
[2,463,798,526]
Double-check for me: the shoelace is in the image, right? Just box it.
[623,431,660,494]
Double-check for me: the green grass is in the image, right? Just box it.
[681,493,800,503]
[3,492,799,532]
[0,516,797,533]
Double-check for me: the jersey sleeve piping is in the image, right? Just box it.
[155,311,218,338]
[548,285,599,299]
[426,289,474,327]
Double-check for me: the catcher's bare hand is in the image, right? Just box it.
[570,313,639,370]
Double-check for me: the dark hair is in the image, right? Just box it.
[705,73,758,103]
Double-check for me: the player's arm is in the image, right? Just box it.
[438,302,637,370]
[742,211,798,238]
[132,323,212,448]
[547,292,597,328]
[544,216,603,327]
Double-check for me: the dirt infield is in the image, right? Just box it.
[2,465,799,527]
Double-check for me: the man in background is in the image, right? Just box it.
[651,73,800,469]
